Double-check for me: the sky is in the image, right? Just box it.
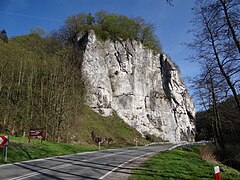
[0,0,199,95]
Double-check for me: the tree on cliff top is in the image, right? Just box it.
[60,11,162,53]
[0,29,8,43]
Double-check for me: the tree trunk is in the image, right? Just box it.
[220,0,240,53]
[210,73,225,149]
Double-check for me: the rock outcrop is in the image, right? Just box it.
[80,31,195,143]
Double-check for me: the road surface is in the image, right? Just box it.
[0,144,174,180]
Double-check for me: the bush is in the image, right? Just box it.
[199,145,217,163]
[145,134,164,142]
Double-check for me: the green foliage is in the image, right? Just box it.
[0,35,85,142]
[75,105,146,147]
[195,111,213,141]
[0,29,8,43]
[61,11,162,53]
[131,145,240,180]
[30,27,47,38]
[196,95,240,143]
[62,13,94,44]
[145,134,165,142]
[11,33,46,55]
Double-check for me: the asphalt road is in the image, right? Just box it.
[0,144,174,180]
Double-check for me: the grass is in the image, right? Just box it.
[0,136,98,164]
[131,145,240,180]
[75,105,149,147]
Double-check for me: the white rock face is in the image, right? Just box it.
[80,31,195,143]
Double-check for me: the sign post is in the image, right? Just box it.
[96,137,104,150]
[4,145,8,162]
[98,142,101,150]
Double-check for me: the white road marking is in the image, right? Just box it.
[99,151,155,179]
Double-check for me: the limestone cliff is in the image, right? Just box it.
[79,31,195,143]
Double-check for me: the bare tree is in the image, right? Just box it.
[192,62,225,149]
[189,0,240,149]
[189,0,240,111]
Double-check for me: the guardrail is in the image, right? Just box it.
[168,140,213,151]
[145,140,212,149]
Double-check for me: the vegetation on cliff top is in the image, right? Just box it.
[61,11,162,53]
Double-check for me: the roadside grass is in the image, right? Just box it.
[0,136,98,164]
[76,105,149,147]
[130,145,240,180]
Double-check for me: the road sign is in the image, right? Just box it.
[133,138,139,142]
[29,129,45,139]
[133,138,139,147]
[28,129,45,143]
[0,136,9,147]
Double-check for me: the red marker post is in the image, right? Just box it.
[214,166,221,180]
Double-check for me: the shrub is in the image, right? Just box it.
[199,145,217,163]
[145,134,164,142]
